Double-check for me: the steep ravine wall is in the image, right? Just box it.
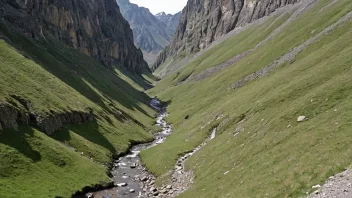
[0,0,148,72]
[117,0,171,53]
[153,0,299,70]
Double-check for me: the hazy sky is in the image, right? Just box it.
[129,0,188,15]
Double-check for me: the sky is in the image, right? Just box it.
[129,0,188,15]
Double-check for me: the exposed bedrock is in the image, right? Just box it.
[0,0,148,72]
[0,102,94,135]
[153,0,299,70]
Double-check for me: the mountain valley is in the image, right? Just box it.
[1,0,352,198]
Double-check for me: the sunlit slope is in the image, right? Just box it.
[143,0,352,197]
[0,26,156,197]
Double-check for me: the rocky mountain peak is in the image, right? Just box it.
[117,0,181,64]
[156,12,167,17]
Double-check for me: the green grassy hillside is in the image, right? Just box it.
[142,0,352,197]
[0,25,157,197]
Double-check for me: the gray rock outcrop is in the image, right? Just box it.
[153,0,299,70]
[0,0,148,72]
[36,109,94,135]
[117,0,181,56]
[0,103,20,131]
[155,12,182,34]
[0,102,94,135]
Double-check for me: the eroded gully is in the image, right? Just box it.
[83,99,216,198]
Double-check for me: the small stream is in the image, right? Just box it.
[82,99,217,198]
[168,127,217,195]
[88,99,172,198]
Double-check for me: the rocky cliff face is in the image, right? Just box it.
[117,0,181,57]
[117,0,169,53]
[0,102,94,135]
[155,12,182,34]
[0,103,21,131]
[0,0,148,72]
[153,0,299,69]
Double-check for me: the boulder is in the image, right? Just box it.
[116,183,128,187]
[130,163,137,169]
[312,184,321,189]
[297,116,308,122]
[150,187,157,192]
[140,176,148,181]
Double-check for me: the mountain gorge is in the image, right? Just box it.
[2,0,352,197]
[143,0,352,197]
[117,0,181,64]
[0,0,157,197]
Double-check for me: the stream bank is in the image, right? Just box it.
[78,99,217,198]
[82,99,172,198]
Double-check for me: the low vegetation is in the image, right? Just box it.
[0,26,157,197]
[142,0,352,197]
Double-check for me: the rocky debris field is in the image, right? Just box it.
[307,169,352,198]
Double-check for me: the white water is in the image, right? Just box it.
[169,127,217,197]
[210,127,217,140]
[90,99,218,197]
[90,98,173,198]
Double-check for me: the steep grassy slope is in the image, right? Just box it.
[0,26,157,197]
[151,13,292,91]
[142,0,352,197]
[0,126,109,198]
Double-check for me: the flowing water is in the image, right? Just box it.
[89,99,172,198]
[82,99,217,198]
